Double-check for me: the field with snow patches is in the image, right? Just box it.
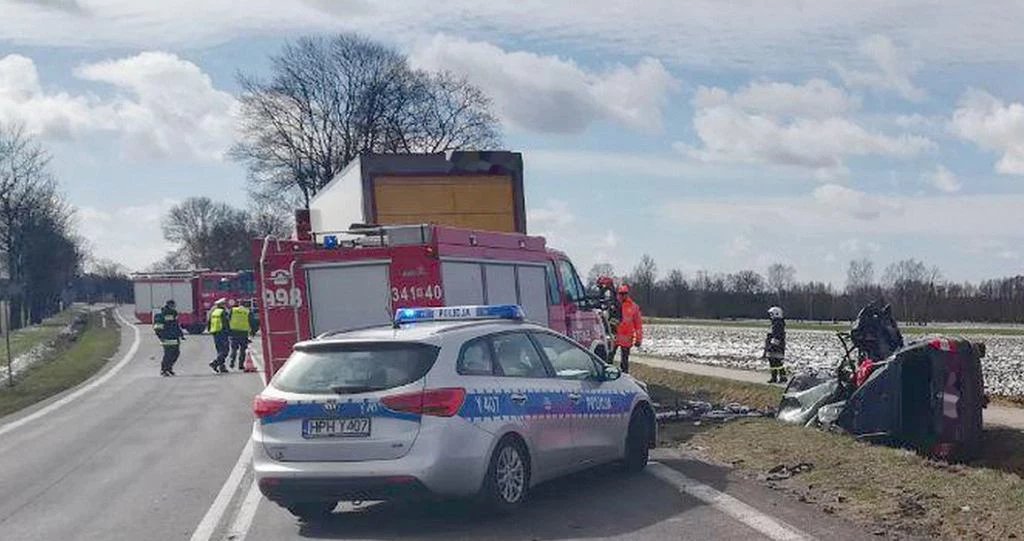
[643,324,1024,397]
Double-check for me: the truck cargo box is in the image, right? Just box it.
[307,151,526,236]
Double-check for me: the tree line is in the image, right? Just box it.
[590,256,1024,324]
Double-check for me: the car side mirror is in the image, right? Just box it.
[602,364,622,381]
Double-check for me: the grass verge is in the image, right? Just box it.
[644,317,1024,336]
[646,367,1024,539]
[0,309,120,418]
[0,307,80,367]
[630,363,782,411]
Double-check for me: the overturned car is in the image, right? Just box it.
[778,301,986,460]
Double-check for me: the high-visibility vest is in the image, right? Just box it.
[208,307,227,334]
[229,306,252,332]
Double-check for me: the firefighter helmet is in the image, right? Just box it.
[768,306,784,319]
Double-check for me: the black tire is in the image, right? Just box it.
[480,436,530,513]
[187,324,205,335]
[285,501,336,521]
[623,409,651,473]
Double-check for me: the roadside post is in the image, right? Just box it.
[1,281,11,387]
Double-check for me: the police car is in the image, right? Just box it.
[251,304,657,520]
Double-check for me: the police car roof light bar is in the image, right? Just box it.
[394,304,525,326]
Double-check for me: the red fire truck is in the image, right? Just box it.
[132,270,256,333]
[253,224,609,380]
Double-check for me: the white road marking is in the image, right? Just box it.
[223,479,262,541]
[647,462,812,541]
[0,307,141,438]
[189,440,254,541]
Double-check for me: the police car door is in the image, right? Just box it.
[466,331,577,481]
[530,331,632,464]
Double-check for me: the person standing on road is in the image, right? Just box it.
[153,299,184,377]
[227,300,257,370]
[763,306,788,383]
[612,285,643,373]
[208,298,231,374]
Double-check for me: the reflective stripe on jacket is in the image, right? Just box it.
[614,298,643,348]
[229,306,252,332]
[208,307,228,334]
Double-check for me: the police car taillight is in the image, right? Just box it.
[253,395,288,418]
[381,388,466,417]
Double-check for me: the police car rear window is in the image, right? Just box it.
[272,343,440,394]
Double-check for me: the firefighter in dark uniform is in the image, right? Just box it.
[208,298,231,374]
[228,300,259,370]
[153,299,184,377]
[763,306,788,383]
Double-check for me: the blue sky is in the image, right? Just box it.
[3,0,1024,286]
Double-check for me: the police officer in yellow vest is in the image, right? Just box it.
[208,299,231,374]
[228,300,258,370]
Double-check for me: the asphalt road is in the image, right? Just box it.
[0,307,869,541]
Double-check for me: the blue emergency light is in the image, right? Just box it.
[323,235,339,249]
[394,304,525,326]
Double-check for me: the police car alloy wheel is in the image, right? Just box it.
[482,437,530,511]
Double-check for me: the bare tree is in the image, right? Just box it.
[629,255,658,308]
[586,263,616,289]
[232,34,502,209]
[0,124,80,326]
[766,263,796,299]
[161,197,294,271]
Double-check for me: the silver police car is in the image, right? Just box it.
[251,305,657,520]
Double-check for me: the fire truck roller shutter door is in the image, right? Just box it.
[306,263,392,336]
[134,282,153,313]
[441,261,485,306]
[152,283,173,312]
[484,264,516,305]
[516,265,549,326]
[171,281,193,313]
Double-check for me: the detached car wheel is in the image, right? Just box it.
[481,437,530,512]
[286,501,336,521]
[623,410,651,473]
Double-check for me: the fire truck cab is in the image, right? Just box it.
[253,224,609,380]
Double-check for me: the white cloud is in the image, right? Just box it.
[812,184,902,220]
[3,0,1024,75]
[408,34,678,133]
[0,52,237,161]
[927,165,961,193]
[723,235,752,257]
[950,89,1024,175]
[528,199,622,272]
[840,238,882,254]
[0,54,96,138]
[681,79,934,178]
[661,191,1024,240]
[693,79,859,119]
[78,198,180,270]
[834,35,926,101]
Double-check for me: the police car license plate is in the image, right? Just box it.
[302,418,371,438]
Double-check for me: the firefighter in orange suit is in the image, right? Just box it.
[613,285,643,373]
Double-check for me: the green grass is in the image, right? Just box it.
[0,307,81,367]
[0,309,120,418]
[645,316,1024,336]
[630,363,782,411]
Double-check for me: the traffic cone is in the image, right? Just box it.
[243,349,258,373]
